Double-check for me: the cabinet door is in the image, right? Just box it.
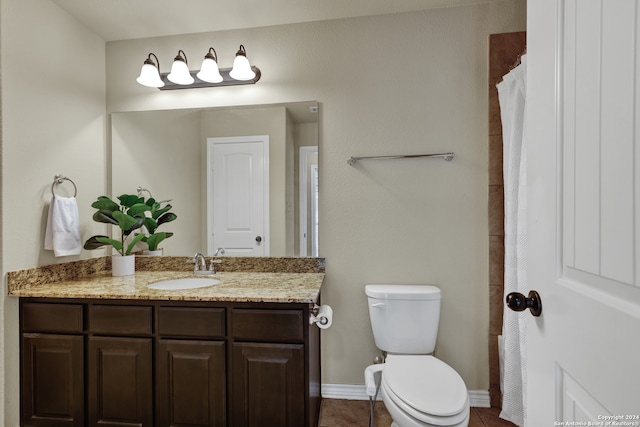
[232,342,305,427]
[21,334,84,427]
[88,337,153,427]
[157,340,227,427]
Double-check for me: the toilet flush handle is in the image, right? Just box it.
[370,303,385,308]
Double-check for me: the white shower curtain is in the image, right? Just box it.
[496,54,527,427]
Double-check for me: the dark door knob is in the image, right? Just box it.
[255,236,262,243]
[506,290,542,317]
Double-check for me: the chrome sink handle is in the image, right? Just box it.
[209,259,222,274]
[213,247,226,256]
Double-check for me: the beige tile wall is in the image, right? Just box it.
[488,31,526,408]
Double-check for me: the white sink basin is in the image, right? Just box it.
[147,277,221,290]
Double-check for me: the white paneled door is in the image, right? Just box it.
[207,136,269,256]
[527,0,640,424]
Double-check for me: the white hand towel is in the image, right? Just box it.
[44,195,82,257]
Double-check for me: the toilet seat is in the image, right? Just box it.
[382,355,469,426]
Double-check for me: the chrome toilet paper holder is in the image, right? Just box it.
[309,304,331,326]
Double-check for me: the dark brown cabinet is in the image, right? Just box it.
[87,305,154,426]
[21,334,84,427]
[20,298,320,427]
[20,302,85,427]
[88,337,153,427]
[230,308,307,427]
[232,343,305,427]
[157,340,227,427]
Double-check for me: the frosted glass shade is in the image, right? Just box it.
[136,63,164,88]
[229,54,255,81]
[196,57,223,83]
[167,59,194,85]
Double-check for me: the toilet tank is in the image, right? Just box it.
[365,284,441,354]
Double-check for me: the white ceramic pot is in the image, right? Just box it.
[112,254,135,277]
[142,249,163,256]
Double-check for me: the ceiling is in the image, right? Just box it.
[51,0,497,42]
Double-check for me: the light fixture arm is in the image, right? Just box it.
[236,44,247,57]
[174,49,188,65]
[205,47,218,62]
[144,53,160,70]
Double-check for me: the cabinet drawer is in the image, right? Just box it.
[158,307,225,338]
[232,309,304,342]
[89,305,152,335]
[22,303,83,333]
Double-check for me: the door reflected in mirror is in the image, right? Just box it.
[111,101,319,257]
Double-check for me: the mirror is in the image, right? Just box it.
[111,101,319,257]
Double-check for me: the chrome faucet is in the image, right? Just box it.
[189,252,222,274]
[213,247,226,256]
[192,252,207,272]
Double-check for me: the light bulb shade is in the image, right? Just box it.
[229,45,256,81]
[167,51,194,85]
[196,57,223,83]
[136,55,164,88]
[167,59,194,85]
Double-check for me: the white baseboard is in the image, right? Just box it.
[467,390,491,408]
[321,384,491,408]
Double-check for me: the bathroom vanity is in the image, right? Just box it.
[9,257,325,427]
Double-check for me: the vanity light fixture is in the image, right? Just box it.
[167,50,195,85]
[136,45,261,90]
[196,48,223,83]
[229,44,256,81]
[136,53,165,88]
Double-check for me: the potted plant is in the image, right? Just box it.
[138,197,177,255]
[84,194,149,276]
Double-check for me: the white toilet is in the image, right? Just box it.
[365,284,470,427]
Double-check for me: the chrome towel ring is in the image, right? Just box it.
[51,174,77,197]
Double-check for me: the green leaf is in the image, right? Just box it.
[92,210,118,225]
[144,231,173,251]
[152,204,172,220]
[144,233,163,251]
[157,212,177,226]
[118,194,144,208]
[127,217,145,236]
[84,235,110,250]
[145,197,157,208]
[83,235,123,253]
[127,203,151,218]
[113,211,144,235]
[143,217,158,235]
[91,196,119,212]
[96,236,123,252]
[125,233,145,255]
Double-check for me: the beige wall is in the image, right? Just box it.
[0,0,526,422]
[0,0,107,423]
[105,3,526,390]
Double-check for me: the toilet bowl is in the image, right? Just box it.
[364,285,470,427]
[380,355,469,427]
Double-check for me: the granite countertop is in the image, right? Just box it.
[7,256,325,304]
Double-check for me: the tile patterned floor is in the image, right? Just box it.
[318,399,518,427]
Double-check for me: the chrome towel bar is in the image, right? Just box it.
[347,152,455,165]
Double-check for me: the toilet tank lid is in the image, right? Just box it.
[365,285,441,300]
